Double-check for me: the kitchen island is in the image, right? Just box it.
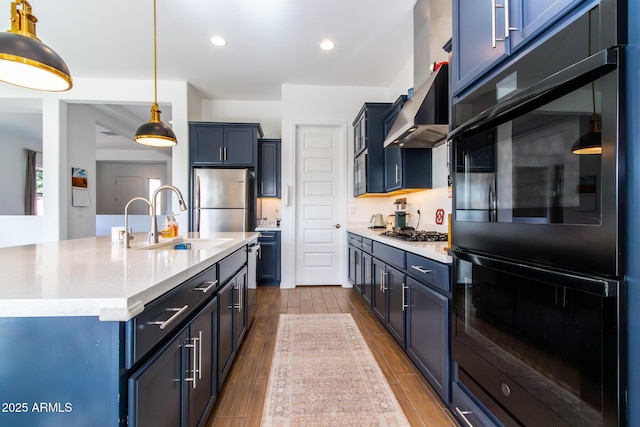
[0,231,258,427]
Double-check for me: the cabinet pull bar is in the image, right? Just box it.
[183,338,198,389]
[455,407,475,427]
[491,0,497,48]
[198,331,203,380]
[402,283,408,311]
[194,280,218,293]
[395,164,400,184]
[383,271,388,291]
[219,147,223,161]
[411,265,433,274]
[148,305,189,329]
[224,147,227,161]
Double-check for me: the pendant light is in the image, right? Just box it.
[572,10,601,155]
[0,0,72,91]
[134,0,177,148]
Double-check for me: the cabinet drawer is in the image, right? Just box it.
[361,238,373,253]
[219,247,247,284]
[127,263,218,367]
[347,233,363,248]
[406,252,449,293]
[258,231,278,241]
[451,382,498,427]
[372,241,404,270]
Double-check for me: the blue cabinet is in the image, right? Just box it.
[217,280,235,390]
[346,232,453,406]
[189,122,263,166]
[129,297,218,427]
[257,231,281,285]
[451,382,499,427]
[234,267,248,347]
[371,241,407,348]
[452,0,588,95]
[217,244,250,390]
[406,277,450,403]
[349,233,374,307]
[386,264,406,347]
[361,251,374,307]
[353,103,392,196]
[129,328,189,427]
[383,94,433,193]
[258,139,281,198]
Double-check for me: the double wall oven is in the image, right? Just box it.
[449,1,626,426]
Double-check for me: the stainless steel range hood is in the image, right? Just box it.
[383,0,450,149]
[383,63,449,148]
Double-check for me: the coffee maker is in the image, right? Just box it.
[394,198,409,228]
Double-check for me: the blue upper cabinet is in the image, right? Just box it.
[452,0,588,96]
[452,0,508,97]
[189,122,263,167]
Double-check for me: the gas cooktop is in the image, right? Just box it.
[380,227,448,242]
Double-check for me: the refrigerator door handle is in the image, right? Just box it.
[195,175,201,232]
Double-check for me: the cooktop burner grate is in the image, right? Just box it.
[380,227,448,242]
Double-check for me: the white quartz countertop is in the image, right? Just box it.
[347,227,452,264]
[0,232,259,321]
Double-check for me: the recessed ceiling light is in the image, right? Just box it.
[320,40,335,51]
[211,36,227,47]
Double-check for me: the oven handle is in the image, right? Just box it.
[450,248,619,297]
[448,48,617,141]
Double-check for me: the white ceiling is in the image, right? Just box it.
[1,0,452,150]
[8,0,420,101]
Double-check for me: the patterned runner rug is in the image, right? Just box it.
[261,313,411,426]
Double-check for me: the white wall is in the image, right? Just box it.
[0,78,190,247]
[202,100,282,138]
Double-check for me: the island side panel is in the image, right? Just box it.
[0,316,122,427]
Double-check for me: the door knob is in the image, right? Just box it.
[334,224,341,229]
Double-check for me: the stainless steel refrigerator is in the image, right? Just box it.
[192,168,252,232]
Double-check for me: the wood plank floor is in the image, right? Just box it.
[205,286,459,427]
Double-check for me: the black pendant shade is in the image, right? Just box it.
[572,114,602,155]
[0,1,72,92]
[134,102,177,147]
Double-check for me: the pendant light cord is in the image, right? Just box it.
[153,0,158,106]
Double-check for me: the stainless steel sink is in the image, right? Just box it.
[131,237,233,251]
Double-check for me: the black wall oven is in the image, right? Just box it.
[449,2,626,426]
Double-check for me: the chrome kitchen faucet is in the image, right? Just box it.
[150,185,187,244]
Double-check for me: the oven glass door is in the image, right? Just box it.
[452,250,618,426]
[455,79,604,226]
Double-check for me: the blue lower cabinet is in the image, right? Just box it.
[361,252,373,306]
[346,233,454,410]
[129,297,218,427]
[372,258,387,323]
[129,328,189,427]
[386,264,406,348]
[451,382,500,427]
[258,232,281,285]
[217,280,235,389]
[217,266,248,391]
[406,277,450,403]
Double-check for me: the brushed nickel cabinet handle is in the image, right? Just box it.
[147,305,189,329]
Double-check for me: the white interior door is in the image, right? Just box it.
[295,124,345,286]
